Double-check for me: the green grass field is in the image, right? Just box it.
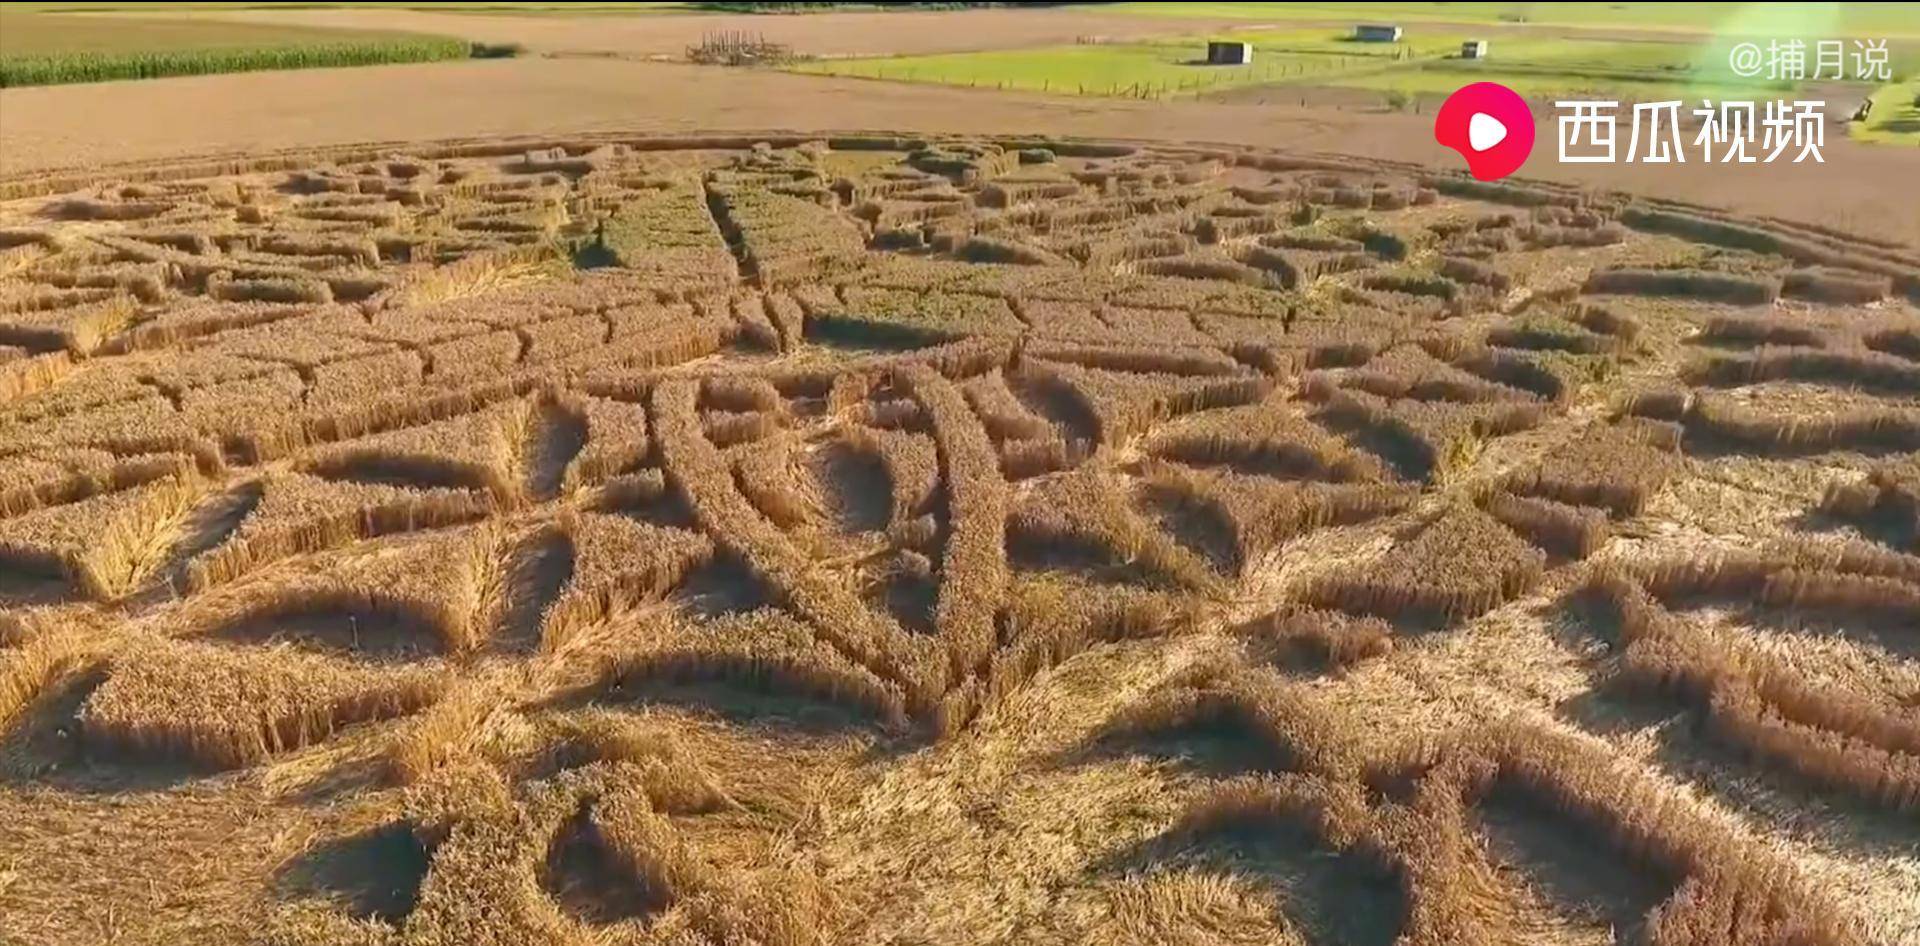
[1331,35,1823,99]
[791,28,1470,98]
[0,10,483,86]
[0,11,452,56]
[791,29,1831,102]
[1108,2,1920,41]
[1855,76,1920,143]
[790,13,1918,146]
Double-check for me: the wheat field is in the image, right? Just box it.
[0,132,1917,946]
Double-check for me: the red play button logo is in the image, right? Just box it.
[1434,82,1536,181]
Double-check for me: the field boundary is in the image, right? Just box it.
[3,125,1903,255]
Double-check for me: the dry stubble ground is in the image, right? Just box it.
[1,55,1916,244]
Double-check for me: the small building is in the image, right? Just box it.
[1206,40,1253,65]
[1354,24,1403,42]
[1461,39,1490,59]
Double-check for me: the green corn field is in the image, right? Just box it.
[0,36,475,87]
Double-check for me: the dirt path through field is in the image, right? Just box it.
[2,57,1915,244]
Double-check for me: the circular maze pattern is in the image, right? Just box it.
[1,133,1918,946]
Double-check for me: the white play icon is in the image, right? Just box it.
[1468,113,1508,152]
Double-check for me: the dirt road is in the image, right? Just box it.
[2,57,1914,244]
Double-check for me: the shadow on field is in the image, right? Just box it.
[1099,819,1407,946]
[0,664,200,793]
[275,820,432,926]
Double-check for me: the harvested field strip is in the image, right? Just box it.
[1687,346,1920,395]
[1585,268,1780,305]
[1022,357,1271,448]
[1478,491,1608,560]
[1312,387,1545,485]
[1618,207,1914,278]
[1695,314,1831,350]
[1675,394,1920,456]
[206,603,451,664]
[1628,549,1920,633]
[959,369,1052,442]
[0,450,196,520]
[1424,722,1863,946]
[1503,420,1681,517]
[1306,504,1544,626]
[807,440,892,535]
[184,476,492,592]
[652,377,941,712]
[595,610,909,731]
[1011,469,1224,595]
[538,512,716,653]
[1142,459,1413,572]
[300,401,529,503]
[1146,401,1385,483]
[1583,570,1920,810]
[899,365,1007,694]
[978,576,1191,718]
[77,640,443,770]
[0,472,205,600]
[1236,605,1392,675]
[1160,775,1412,943]
[1098,662,1365,779]
[0,628,93,738]
[491,524,572,655]
[839,424,939,532]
